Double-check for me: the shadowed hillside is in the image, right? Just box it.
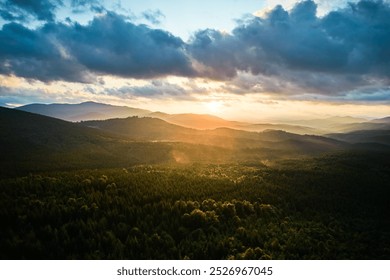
[2,106,390,178]
[0,107,174,176]
[82,117,350,154]
[328,130,390,146]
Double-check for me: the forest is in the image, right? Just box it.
[1,152,389,259]
[1,106,390,259]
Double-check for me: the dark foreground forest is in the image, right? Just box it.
[1,153,389,259]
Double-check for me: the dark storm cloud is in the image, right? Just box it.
[0,6,26,21]
[0,22,92,82]
[0,12,193,82]
[0,0,62,22]
[188,0,390,95]
[57,12,194,78]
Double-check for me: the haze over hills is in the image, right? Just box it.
[17,101,152,122]
[281,116,367,132]
[281,116,390,134]
[81,117,350,154]
[328,130,390,147]
[142,112,317,134]
[153,112,245,130]
[0,102,390,175]
[18,101,317,134]
[5,105,389,176]
[16,101,384,135]
[370,116,390,124]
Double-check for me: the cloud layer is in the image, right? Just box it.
[0,12,194,82]
[0,0,61,22]
[189,0,390,95]
[0,0,389,101]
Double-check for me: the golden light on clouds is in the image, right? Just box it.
[1,74,389,122]
[0,75,23,87]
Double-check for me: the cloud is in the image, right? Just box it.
[0,22,92,82]
[58,12,194,78]
[69,0,104,13]
[0,12,194,82]
[0,85,57,105]
[0,0,62,22]
[142,9,165,25]
[0,0,389,103]
[189,0,390,97]
[105,80,194,100]
[342,87,390,102]
[0,0,105,21]
[70,0,99,8]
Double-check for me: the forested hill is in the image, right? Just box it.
[82,117,349,153]
[82,116,196,141]
[0,107,175,176]
[0,105,113,149]
[1,106,389,177]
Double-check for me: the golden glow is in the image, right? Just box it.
[0,75,24,87]
[1,74,389,122]
[205,101,223,114]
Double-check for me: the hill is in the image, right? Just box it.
[152,113,321,134]
[17,101,151,122]
[327,130,390,146]
[284,116,390,134]
[237,123,321,135]
[3,106,389,177]
[5,107,259,174]
[281,116,368,132]
[0,107,176,176]
[154,113,243,129]
[81,117,350,156]
[370,116,390,124]
[82,116,196,141]
[17,101,321,134]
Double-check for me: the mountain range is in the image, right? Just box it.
[17,101,152,122]
[16,101,390,135]
[17,101,318,134]
[1,101,389,176]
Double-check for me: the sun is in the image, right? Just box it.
[206,101,223,114]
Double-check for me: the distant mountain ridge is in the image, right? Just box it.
[17,101,152,122]
[2,106,390,176]
[15,101,325,135]
[327,130,390,146]
[15,101,390,135]
[281,116,368,131]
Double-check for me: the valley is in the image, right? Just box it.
[1,102,390,259]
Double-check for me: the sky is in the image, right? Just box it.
[0,0,389,121]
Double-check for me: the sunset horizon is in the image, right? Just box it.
[1,0,390,263]
[1,0,389,122]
